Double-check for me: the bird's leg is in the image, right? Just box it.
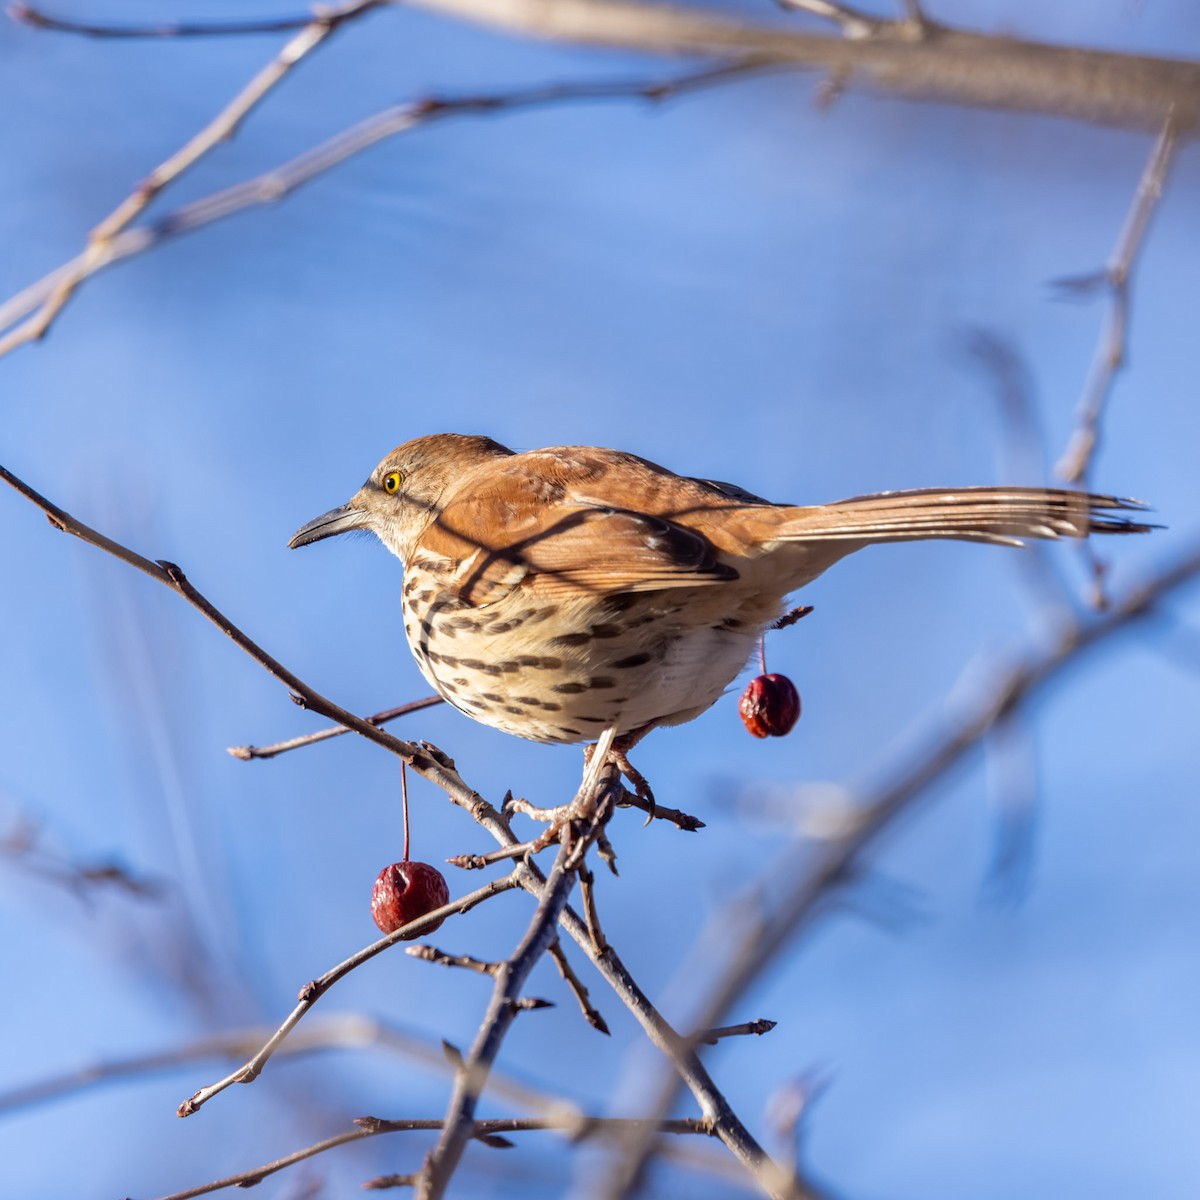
[510,725,621,852]
[509,723,664,849]
[601,723,657,825]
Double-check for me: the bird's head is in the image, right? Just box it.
[288,433,511,563]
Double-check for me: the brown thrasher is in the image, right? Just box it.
[289,434,1150,792]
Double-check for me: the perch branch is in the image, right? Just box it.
[0,463,495,814]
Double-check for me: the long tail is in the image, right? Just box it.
[777,487,1156,546]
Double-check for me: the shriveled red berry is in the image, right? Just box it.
[739,673,801,738]
[371,861,450,936]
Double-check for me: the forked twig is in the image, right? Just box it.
[0,0,387,358]
[0,61,768,360]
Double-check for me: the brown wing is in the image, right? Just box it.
[416,462,739,607]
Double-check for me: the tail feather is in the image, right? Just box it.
[776,486,1156,547]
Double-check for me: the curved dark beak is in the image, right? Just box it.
[288,503,369,549]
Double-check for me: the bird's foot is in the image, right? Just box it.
[508,726,623,858]
[584,724,657,825]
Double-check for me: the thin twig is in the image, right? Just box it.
[1055,110,1182,485]
[579,864,607,954]
[405,945,499,977]
[535,863,823,1200]
[447,839,541,869]
[147,1115,717,1200]
[614,786,706,831]
[698,1019,778,1046]
[229,695,444,759]
[178,874,519,1116]
[548,938,610,1035]
[9,4,315,37]
[0,1018,369,1115]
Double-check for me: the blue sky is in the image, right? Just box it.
[2,3,1198,1197]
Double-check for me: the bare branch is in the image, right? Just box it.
[404,0,1200,131]
[177,874,520,1116]
[447,837,541,870]
[1055,111,1182,485]
[405,944,500,977]
[547,938,610,1035]
[148,1114,718,1200]
[0,61,767,360]
[0,1014,533,1118]
[9,4,316,37]
[229,695,445,760]
[2,6,1197,360]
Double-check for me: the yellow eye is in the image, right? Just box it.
[383,470,403,495]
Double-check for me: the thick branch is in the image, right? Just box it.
[405,0,1200,132]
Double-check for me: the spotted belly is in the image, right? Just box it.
[400,583,763,745]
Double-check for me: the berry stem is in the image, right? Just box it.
[758,635,767,675]
[401,761,410,863]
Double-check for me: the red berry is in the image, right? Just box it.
[371,861,450,936]
[739,673,801,738]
